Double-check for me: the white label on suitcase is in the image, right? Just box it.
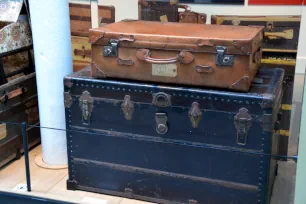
[152,64,177,77]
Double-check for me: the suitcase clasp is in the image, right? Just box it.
[103,39,119,57]
[79,91,94,125]
[234,108,252,146]
[155,113,168,134]
[216,46,234,67]
[121,95,134,120]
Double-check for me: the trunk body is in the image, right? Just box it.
[261,52,295,159]
[71,36,91,72]
[211,15,301,52]
[0,73,40,168]
[69,3,115,37]
[64,66,284,204]
[138,0,179,22]
[89,21,264,92]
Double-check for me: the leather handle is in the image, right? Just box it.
[74,46,91,59]
[264,29,293,40]
[178,5,191,12]
[195,65,214,73]
[1,88,24,103]
[119,35,135,42]
[253,49,262,64]
[136,49,194,65]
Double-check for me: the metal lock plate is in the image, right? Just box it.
[216,46,234,67]
[152,92,171,108]
[155,113,168,135]
[121,95,134,120]
[103,39,119,57]
[234,108,252,146]
[189,102,202,128]
[79,91,93,125]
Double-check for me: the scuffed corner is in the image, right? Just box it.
[91,62,107,78]
[64,79,73,88]
[229,76,250,92]
[88,30,105,44]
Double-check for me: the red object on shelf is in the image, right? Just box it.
[248,0,303,5]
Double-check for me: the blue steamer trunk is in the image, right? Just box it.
[64,66,284,204]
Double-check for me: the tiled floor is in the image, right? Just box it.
[0,145,297,204]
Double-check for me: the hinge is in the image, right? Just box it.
[121,95,134,120]
[103,39,119,57]
[234,108,252,146]
[216,46,234,66]
[64,92,72,108]
[79,91,94,125]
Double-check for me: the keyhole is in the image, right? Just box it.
[223,56,230,64]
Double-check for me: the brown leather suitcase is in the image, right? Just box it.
[69,3,115,37]
[178,5,207,24]
[89,20,264,92]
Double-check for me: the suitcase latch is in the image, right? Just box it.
[121,95,134,120]
[103,39,119,57]
[155,113,168,134]
[79,91,93,125]
[216,46,234,67]
[189,102,202,128]
[234,108,252,146]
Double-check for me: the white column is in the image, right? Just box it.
[28,0,72,165]
[294,4,306,204]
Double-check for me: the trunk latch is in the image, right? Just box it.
[121,95,134,120]
[216,46,234,66]
[155,113,168,134]
[64,92,73,108]
[189,102,202,128]
[234,108,252,146]
[103,39,119,57]
[79,91,94,125]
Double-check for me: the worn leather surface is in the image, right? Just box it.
[90,21,263,92]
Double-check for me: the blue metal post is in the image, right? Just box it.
[22,122,31,192]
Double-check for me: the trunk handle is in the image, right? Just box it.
[1,87,24,103]
[136,49,194,65]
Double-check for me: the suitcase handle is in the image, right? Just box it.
[136,49,194,65]
[264,29,293,40]
[178,5,191,12]
[0,87,25,103]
